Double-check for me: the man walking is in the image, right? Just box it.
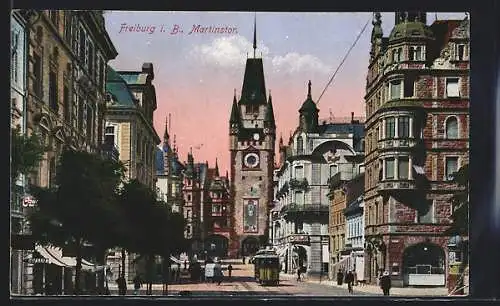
[227,264,233,281]
[346,270,355,294]
[380,271,392,296]
[133,274,142,295]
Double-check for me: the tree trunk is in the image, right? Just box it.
[121,248,126,278]
[74,239,83,295]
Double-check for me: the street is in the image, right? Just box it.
[108,261,370,296]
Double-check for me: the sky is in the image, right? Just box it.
[104,11,468,175]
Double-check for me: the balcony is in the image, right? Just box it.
[377,179,418,192]
[284,203,330,215]
[378,138,418,150]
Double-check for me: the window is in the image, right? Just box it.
[404,75,416,97]
[88,42,94,77]
[104,126,115,146]
[398,157,409,179]
[385,117,396,138]
[417,201,434,223]
[295,191,303,205]
[445,157,459,181]
[297,136,303,154]
[78,99,84,131]
[391,49,397,62]
[86,105,93,144]
[212,204,222,215]
[329,164,338,177]
[49,71,58,113]
[397,48,402,62]
[456,44,465,61]
[311,164,321,184]
[445,117,459,139]
[446,78,460,97]
[33,54,42,97]
[99,58,105,92]
[79,28,86,62]
[398,116,410,138]
[385,158,395,179]
[390,80,402,100]
[49,157,57,188]
[63,86,70,121]
[409,46,423,61]
[11,30,19,83]
[187,194,191,201]
[294,166,304,179]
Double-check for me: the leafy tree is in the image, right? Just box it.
[29,149,125,295]
[10,127,46,183]
[446,164,469,236]
[117,180,188,294]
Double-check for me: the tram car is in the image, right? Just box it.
[253,248,280,286]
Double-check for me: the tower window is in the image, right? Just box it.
[385,158,395,179]
[49,71,58,113]
[33,53,43,97]
[296,136,303,155]
[398,157,409,179]
[446,78,460,97]
[456,44,466,61]
[385,117,396,139]
[398,116,410,138]
[445,157,459,181]
[404,75,416,97]
[445,117,459,139]
[409,46,424,61]
[104,126,115,145]
[390,80,402,100]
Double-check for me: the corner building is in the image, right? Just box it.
[364,12,469,287]
[229,52,276,257]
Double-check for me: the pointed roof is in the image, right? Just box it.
[163,115,169,144]
[299,80,319,113]
[230,89,241,123]
[264,90,276,127]
[239,58,267,105]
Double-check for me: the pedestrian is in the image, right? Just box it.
[184,260,188,270]
[215,260,223,285]
[296,266,302,282]
[133,274,142,295]
[116,276,127,295]
[242,256,246,264]
[379,271,392,296]
[346,270,354,294]
[337,269,344,285]
[227,264,233,280]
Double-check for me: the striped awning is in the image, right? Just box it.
[35,245,95,271]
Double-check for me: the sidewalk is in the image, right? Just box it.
[279,273,449,296]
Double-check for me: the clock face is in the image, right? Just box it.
[244,153,260,168]
[253,133,260,141]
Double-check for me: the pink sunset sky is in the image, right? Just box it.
[104,11,467,175]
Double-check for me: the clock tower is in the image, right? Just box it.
[228,16,276,257]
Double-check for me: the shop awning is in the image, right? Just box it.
[35,245,96,271]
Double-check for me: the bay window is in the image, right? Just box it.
[385,117,396,138]
[390,80,402,100]
[398,157,409,179]
[398,116,410,138]
[385,158,395,179]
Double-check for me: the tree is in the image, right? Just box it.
[10,127,46,183]
[29,149,125,295]
[117,180,188,294]
[446,164,469,236]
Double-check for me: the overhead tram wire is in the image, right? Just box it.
[316,16,372,106]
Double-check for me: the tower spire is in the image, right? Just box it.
[163,115,170,144]
[253,12,257,58]
[307,80,312,98]
[215,157,219,177]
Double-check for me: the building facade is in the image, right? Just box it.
[363,12,469,287]
[104,63,161,281]
[271,81,364,278]
[11,10,28,295]
[156,117,185,214]
[228,37,276,257]
[17,10,117,294]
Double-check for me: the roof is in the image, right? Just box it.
[117,72,149,85]
[239,58,267,105]
[299,80,319,113]
[319,123,364,138]
[264,95,275,126]
[106,66,137,108]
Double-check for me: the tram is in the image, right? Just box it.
[253,248,280,286]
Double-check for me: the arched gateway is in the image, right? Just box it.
[402,242,446,286]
